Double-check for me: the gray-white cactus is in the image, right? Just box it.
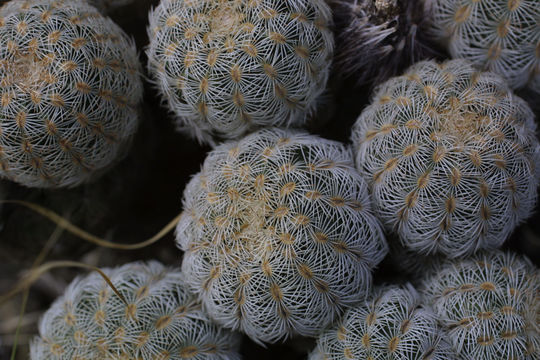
[177,127,388,343]
[352,59,540,258]
[146,0,334,143]
[422,250,539,360]
[0,0,142,188]
[310,284,455,360]
[31,261,242,360]
[429,0,540,93]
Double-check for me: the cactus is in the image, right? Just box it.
[429,0,540,93]
[0,0,143,188]
[421,250,539,360]
[177,127,388,343]
[31,261,242,360]
[309,284,454,360]
[146,0,333,143]
[351,59,540,258]
[328,0,437,86]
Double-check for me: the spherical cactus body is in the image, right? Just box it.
[177,127,388,343]
[146,0,333,143]
[352,59,540,258]
[329,0,437,86]
[422,250,539,359]
[429,0,540,93]
[309,284,454,360]
[31,262,242,360]
[0,0,143,188]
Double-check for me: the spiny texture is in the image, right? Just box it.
[0,0,142,188]
[329,0,437,86]
[147,0,333,143]
[422,250,539,360]
[429,0,540,93]
[31,262,242,360]
[352,59,540,258]
[177,128,387,343]
[309,284,454,360]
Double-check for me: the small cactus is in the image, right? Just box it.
[177,127,388,343]
[146,0,334,143]
[421,250,540,360]
[429,0,540,93]
[328,0,437,86]
[31,261,242,360]
[352,59,540,258]
[0,0,143,188]
[309,284,454,360]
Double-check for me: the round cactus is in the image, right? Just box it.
[0,0,143,188]
[328,0,437,86]
[429,0,540,93]
[351,59,540,258]
[309,284,454,360]
[177,127,388,343]
[146,0,333,143]
[422,250,539,359]
[31,261,242,360]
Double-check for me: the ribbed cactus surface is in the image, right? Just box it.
[352,59,540,258]
[177,127,388,343]
[310,284,454,360]
[0,0,142,188]
[430,0,540,93]
[31,262,242,360]
[422,250,539,360]
[147,0,333,143]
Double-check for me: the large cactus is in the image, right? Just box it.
[0,0,143,188]
[177,127,388,343]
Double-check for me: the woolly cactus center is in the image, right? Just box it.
[1,53,49,95]
[209,2,243,37]
[438,98,489,142]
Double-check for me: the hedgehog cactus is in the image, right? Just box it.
[429,0,540,93]
[422,250,540,359]
[176,127,388,343]
[309,284,454,360]
[31,262,242,360]
[146,0,333,143]
[329,0,437,86]
[0,0,142,188]
[351,59,540,258]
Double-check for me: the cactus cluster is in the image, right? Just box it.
[310,284,454,360]
[329,0,437,86]
[146,0,333,143]
[429,0,540,93]
[0,0,143,188]
[422,250,539,359]
[177,127,388,343]
[352,59,540,258]
[31,261,242,360]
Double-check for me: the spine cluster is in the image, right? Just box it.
[0,0,143,188]
[422,250,539,360]
[310,284,454,360]
[31,262,242,360]
[429,0,540,93]
[177,127,388,343]
[352,59,540,258]
[146,0,333,143]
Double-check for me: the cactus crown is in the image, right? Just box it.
[0,0,142,188]
[146,0,333,143]
[177,127,387,343]
[31,261,241,360]
[429,0,540,92]
[422,250,539,360]
[352,59,540,258]
[310,284,454,360]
